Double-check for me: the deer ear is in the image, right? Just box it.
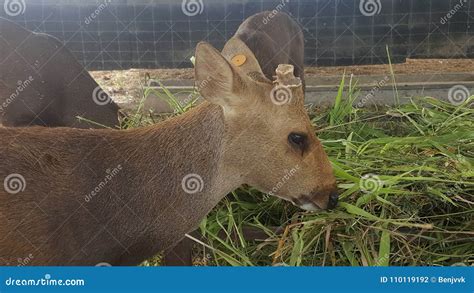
[221,38,269,83]
[194,42,243,109]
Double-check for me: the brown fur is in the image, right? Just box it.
[0,41,335,266]
[0,103,227,265]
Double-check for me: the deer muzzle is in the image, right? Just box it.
[294,190,339,211]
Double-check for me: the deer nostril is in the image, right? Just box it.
[327,192,339,210]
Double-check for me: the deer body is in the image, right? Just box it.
[0,102,239,265]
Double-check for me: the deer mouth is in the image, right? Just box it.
[293,190,339,211]
[292,196,323,211]
[298,202,322,211]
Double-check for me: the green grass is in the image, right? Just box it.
[139,77,473,267]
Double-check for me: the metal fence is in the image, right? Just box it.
[1,0,472,70]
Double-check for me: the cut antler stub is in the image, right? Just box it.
[274,64,301,87]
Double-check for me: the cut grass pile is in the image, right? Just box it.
[136,76,473,266]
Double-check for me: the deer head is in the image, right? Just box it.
[195,40,338,211]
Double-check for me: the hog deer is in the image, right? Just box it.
[0,40,337,266]
[167,12,306,265]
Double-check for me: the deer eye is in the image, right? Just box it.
[288,132,308,154]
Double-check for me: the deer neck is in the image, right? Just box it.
[131,102,244,243]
